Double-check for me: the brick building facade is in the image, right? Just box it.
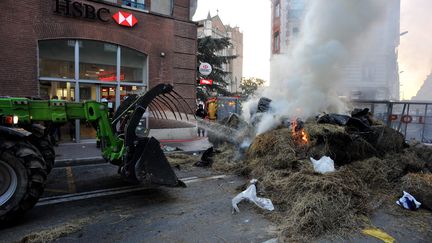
[0,0,197,104]
[0,0,198,141]
[196,13,243,94]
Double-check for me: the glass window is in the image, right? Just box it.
[120,85,144,101]
[273,32,280,53]
[293,27,299,36]
[101,86,117,102]
[121,46,147,83]
[39,40,75,79]
[151,0,172,15]
[123,0,146,10]
[39,80,76,101]
[275,2,280,18]
[362,61,375,82]
[79,40,117,81]
[79,84,97,101]
[39,40,148,84]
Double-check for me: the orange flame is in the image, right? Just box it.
[291,119,309,145]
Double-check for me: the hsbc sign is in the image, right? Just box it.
[112,11,138,27]
[54,0,138,28]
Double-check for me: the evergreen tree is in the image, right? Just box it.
[197,36,235,101]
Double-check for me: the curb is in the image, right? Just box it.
[53,149,209,168]
[54,157,106,168]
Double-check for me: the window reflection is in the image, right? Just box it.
[39,39,147,84]
[79,41,117,81]
[39,40,75,79]
[151,0,172,15]
[121,46,147,83]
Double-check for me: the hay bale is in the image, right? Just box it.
[305,123,377,165]
[401,173,432,210]
[248,128,295,158]
[305,123,346,137]
[407,143,432,172]
[212,143,244,173]
[211,120,430,240]
[344,157,394,190]
[385,151,427,178]
[345,152,426,191]
[245,128,305,176]
[166,153,200,171]
[267,170,369,241]
[166,153,198,166]
[371,126,406,154]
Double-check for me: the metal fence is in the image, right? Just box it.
[352,100,432,143]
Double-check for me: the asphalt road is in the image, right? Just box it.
[0,162,277,243]
[2,157,431,242]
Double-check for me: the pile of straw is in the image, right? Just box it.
[211,120,431,241]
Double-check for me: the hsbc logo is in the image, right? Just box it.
[54,0,138,28]
[112,11,138,27]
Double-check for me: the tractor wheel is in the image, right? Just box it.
[29,135,55,174]
[0,139,47,223]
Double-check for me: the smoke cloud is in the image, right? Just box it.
[399,0,432,99]
[244,0,389,134]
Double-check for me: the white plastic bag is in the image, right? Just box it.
[396,191,421,210]
[310,156,335,173]
[232,179,274,213]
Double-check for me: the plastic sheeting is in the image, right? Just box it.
[310,156,335,174]
[232,179,274,213]
[396,191,421,210]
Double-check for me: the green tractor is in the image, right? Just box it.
[0,84,194,222]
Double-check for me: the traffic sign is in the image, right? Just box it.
[199,63,212,76]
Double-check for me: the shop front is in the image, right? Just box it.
[0,0,198,142]
[38,39,147,141]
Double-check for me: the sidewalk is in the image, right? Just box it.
[54,137,212,167]
[54,140,105,167]
[160,137,212,153]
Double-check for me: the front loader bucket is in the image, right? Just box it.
[121,137,184,187]
[117,84,193,187]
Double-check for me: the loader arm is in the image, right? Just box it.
[0,98,124,164]
[0,84,196,223]
[0,84,195,186]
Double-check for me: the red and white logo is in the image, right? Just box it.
[200,79,213,85]
[112,11,138,27]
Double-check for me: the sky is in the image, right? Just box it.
[193,0,271,82]
[399,0,432,99]
[194,0,432,100]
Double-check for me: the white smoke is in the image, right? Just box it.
[244,0,390,135]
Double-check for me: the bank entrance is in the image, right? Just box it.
[38,39,148,142]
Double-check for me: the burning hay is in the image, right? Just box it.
[211,117,431,241]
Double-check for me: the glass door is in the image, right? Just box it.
[100,85,117,117]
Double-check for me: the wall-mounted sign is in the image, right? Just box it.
[199,63,212,76]
[54,0,110,22]
[113,11,138,27]
[54,0,138,28]
[200,79,213,85]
